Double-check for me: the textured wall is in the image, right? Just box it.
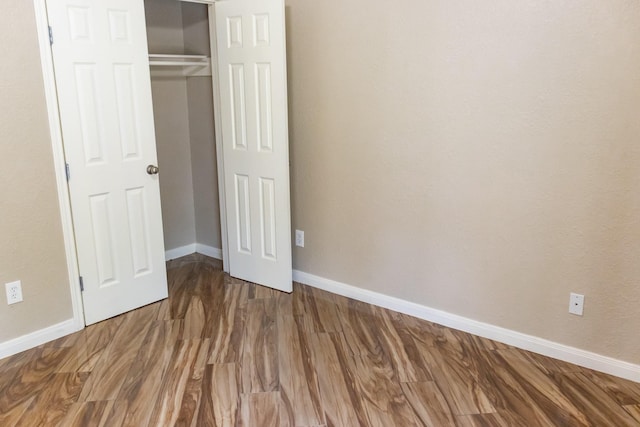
[187,76,221,249]
[6,0,640,369]
[150,77,197,250]
[183,3,222,249]
[286,0,640,364]
[0,2,72,341]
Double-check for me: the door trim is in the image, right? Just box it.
[208,3,230,273]
[33,0,85,331]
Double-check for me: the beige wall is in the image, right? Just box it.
[4,0,640,369]
[183,3,222,249]
[144,0,186,54]
[0,2,72,341]
[286,0,640,364]
[187,77,222,249]
[150,77,197,250]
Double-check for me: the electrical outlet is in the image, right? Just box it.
[5,281,23,305]
[295,229,304,247]
[569,292,584,316]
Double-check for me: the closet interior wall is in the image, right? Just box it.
[144,0,222,254]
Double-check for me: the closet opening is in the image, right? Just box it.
[38,0,291,326]
[144,0,223,263]
[142,0,293,293]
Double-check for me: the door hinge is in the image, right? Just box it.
[65,163,70,181]
[79,276,84,292]
[48,26,53,45]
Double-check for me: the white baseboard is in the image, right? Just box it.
[165,244,197,261]
[0,242,223,359]
[195,243,223,260]
[0,319,79,359]
[165,243,223,261]
[293,270,640,383]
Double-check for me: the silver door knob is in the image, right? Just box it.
[146,164,159,175]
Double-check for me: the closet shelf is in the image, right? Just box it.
[148,54,212,77]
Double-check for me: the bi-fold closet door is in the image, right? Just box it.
[47,0,292,326]
[212,0,293,292]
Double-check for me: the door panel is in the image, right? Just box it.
[215,0,292,292]
[47,0,167,325]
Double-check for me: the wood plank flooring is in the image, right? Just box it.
[1,253,640,426]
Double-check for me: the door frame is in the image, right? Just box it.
[33,0,85,331]
[207,3,230,272]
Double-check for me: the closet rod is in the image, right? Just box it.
[150,61,210,67]
[149,54,208,59]
[149,54,210,67]
[148,54,212,77]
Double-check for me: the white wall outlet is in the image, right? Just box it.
[5,281,23,305]
[295,229,304,247]
[569,292,584,316]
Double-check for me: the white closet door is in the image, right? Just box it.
[214,0,292,292]
[47,0,168,324]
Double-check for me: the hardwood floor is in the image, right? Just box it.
[1,253,640,426]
